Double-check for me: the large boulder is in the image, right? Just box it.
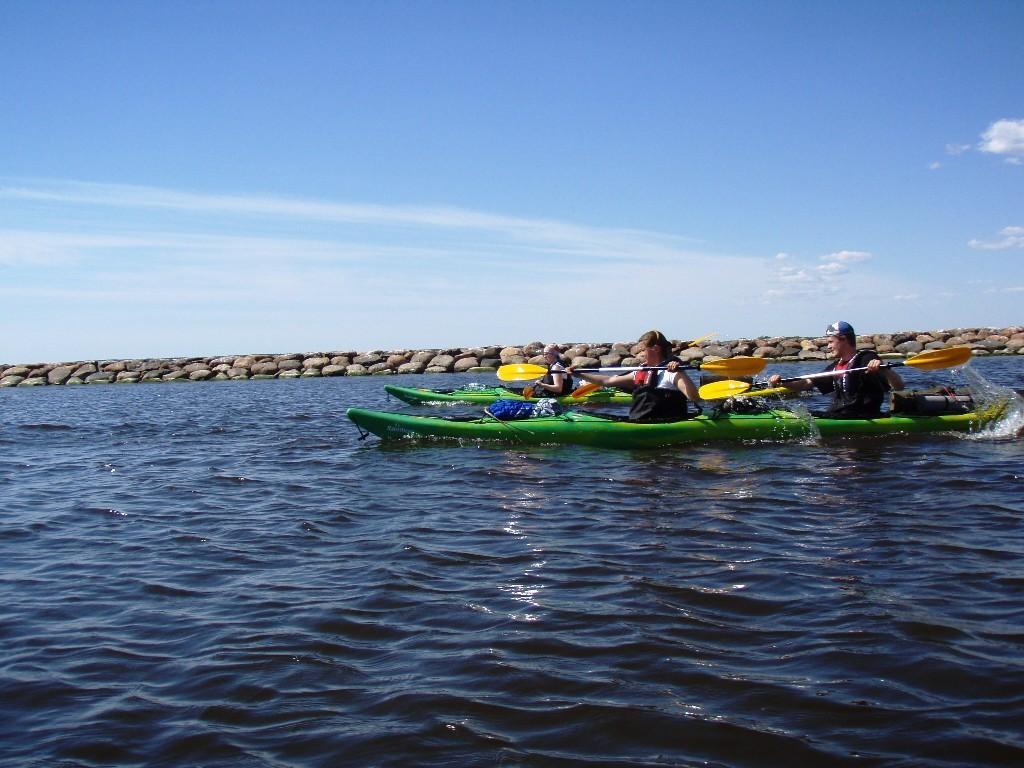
[570,356,600,369]
[397,361,427,374]
[47,365,76,385]
[353,353,383,366]
[895,340,925,355]
[428,354,455,370]
[499,346,524,364]
[703,345,733,359]
[73,363,98,378]
[409,351,436,365]
[251,361,279,376]
[303,356,331,369]
[678,348,704,362]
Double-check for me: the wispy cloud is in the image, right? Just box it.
[762,249,874,301]
[1,178,778,359]
[978,118,1024,164]
[821,250,871,265]
[968,226,1024,250]
[0,178,703,267]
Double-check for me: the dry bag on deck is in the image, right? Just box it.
[485,400,539,420]
[891,389,974,416]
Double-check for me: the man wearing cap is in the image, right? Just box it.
[767,321,904,418]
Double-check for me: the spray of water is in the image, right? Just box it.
[951,363,1024,440]
[780,398,822,444]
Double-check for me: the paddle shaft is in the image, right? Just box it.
[776,360,906,386]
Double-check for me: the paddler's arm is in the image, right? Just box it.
[665,360,700,401]
[767,373,815,392]
[865,357,904,389]
[567,367,633,389]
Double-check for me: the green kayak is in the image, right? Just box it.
[348,406,1001,449]
[383,384,631,406]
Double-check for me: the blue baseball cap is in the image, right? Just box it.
[825,321,855,338]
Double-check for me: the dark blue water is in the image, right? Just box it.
[2,357,1023,767]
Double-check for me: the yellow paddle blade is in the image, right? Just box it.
[699,356,766,376]
[685,332,716,347]
[903,346,972,370]
[569,382,602,398]
[496,363,548,382]
[698,380,752,400]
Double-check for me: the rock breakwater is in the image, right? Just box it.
[3,326,1022,388]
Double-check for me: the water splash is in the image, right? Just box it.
[956,364,1024,440]
[781,398,822,444]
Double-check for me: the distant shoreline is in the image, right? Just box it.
[3,325,1022,388]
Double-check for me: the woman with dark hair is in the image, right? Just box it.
[568,330,698,422]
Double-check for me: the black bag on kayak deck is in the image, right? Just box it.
[891,388,974,416]
[485,400,538,420]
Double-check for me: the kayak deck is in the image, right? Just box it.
[348,406,996,448]
[384,384,631,406]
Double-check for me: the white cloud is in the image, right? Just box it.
[893,293,920,301]
[928,161,942,171]
[1,177,782,359]
[762,249,874,303]
[978,118,1024,163]
[0,178,704,265]
[945,143,972,156]
[968,226,1024,250]
[821,250,872,264]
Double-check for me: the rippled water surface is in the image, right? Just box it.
[2,357,1023,767]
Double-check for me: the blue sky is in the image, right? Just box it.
[1,0,1021,362]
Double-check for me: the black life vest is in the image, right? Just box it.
[628,360,690,422]
[815,349,890,418]
[540,363,573,397]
